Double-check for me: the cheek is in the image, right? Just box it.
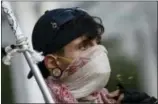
[64,47,81,59]
[59,48,81,69]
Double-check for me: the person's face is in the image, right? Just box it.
[44,35,99,71]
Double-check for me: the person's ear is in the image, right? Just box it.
[44,54,58,70]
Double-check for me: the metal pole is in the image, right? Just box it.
[2,1,54,103]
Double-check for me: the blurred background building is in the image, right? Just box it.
[1,1,157,103]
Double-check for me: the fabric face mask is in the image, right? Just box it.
[60,45,111,99]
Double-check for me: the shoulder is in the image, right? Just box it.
[45,76,78,103]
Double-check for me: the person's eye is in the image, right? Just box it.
[80,45,87,50]
[79,44,91,51]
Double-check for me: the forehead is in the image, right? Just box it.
[67,35,96,46]
[71,35,87,44]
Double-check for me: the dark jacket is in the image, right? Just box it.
[117,84,158,104]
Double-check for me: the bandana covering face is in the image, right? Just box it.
[45,45,113,103]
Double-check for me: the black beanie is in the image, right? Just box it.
[32,7,91,55]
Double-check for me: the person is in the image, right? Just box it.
[27,7,157,104]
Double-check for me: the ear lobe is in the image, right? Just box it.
[44,54,58,69]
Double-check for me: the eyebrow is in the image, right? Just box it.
[78,37,90,46]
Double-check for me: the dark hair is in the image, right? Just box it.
[28,9,104,79]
